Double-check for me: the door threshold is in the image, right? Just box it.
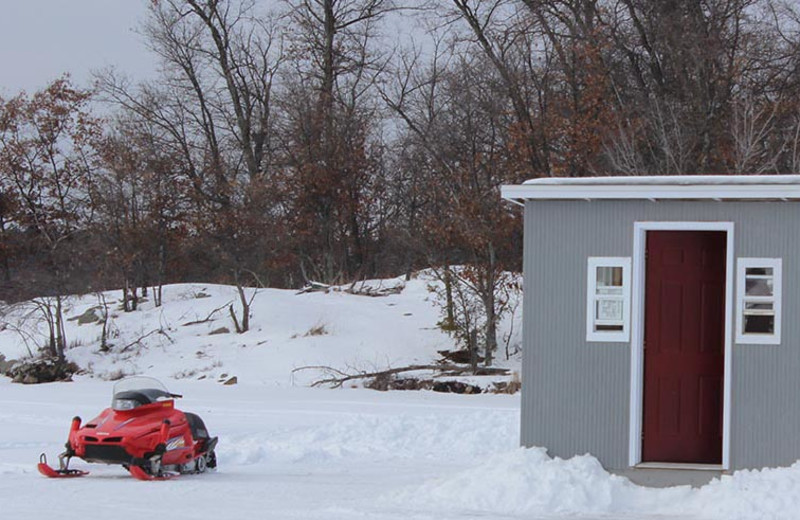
[635,462,723,471]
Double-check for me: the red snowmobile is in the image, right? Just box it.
[38,376,217,481]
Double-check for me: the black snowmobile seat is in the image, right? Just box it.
[184,413,209,440]
[185,413,217,462]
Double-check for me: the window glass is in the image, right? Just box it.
[744,315,774,334]
[737,258,781,344]
[596,267,623,293]
[745,277,773,296]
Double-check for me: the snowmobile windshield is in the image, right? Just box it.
[111,377,174,411]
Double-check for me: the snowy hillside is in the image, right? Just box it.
[0,272,522,387]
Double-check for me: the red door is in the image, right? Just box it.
[642,231,726,464]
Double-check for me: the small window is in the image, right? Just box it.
[736,258,782,345]
[587,257,631,342]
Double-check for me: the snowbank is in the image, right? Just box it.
[689,465,800,519]
[390,447,800,519]
[388,449,683,517]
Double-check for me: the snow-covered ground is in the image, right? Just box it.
[0,380,521,520]
[3,380,800,520]
[2,278,800,519]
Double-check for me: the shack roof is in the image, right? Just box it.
[501,175,800,203]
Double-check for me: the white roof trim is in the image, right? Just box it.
[501,175,800,201]
[522,174,800,186]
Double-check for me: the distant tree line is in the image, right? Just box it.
[1,0,799,363]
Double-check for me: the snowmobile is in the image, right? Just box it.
[38,376,217,481]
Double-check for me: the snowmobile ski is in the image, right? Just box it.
[129,465,177,481]
[37,454,88,478]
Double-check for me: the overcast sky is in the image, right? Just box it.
[0,0,156,96]
[0,1,432,99]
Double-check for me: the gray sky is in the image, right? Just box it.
[0,0,155,96]
[0,1,433,98]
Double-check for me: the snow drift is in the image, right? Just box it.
[391,447,800,519]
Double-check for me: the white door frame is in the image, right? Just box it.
[628,221,734,470]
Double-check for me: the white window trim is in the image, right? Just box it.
[736,258,782,345]
[586,257,631,342]
[629,221,734,471]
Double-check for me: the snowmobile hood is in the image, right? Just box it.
[85,402,181,438]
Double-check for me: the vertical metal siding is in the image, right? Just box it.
[521,199,800,471]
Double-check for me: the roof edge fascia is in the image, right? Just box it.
[500,183,800,202]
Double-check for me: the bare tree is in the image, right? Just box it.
[99,0,287,331]
[92,112,188,310]
[731,95,782,174]
[0,186,19,284]
[385,35,525,364]
[0,78,100,360]
[278,0,402,283]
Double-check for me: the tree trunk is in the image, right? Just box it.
[54,294,67,361]
[444,265,455,330]
[483,246,498,367]
[469,328,478,375]
[44,303,57,358]
[154,240,167,308]
[98,292,110,353]
[237,283,250,333]
[484,302,497,367]
[0,214,9,283]
[230,270,251,333]
[154,284,163,308]
[229,304,242,333]
[122,281,130,312]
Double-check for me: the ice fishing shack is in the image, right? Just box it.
[501,175,800,486]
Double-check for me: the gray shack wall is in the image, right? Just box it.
[521,199,800,471]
